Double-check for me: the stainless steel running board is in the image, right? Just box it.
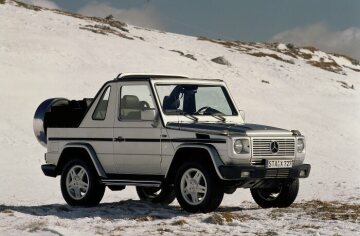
[101,179,161,187]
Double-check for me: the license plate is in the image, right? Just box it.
[266,160,293,168]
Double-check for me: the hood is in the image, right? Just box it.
[166,122,293,136]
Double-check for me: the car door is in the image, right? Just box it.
[113,82,162,175]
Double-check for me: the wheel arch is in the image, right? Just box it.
[164,144,225,183]
[56,143,107,178]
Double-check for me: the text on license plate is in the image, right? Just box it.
[266,160,293,168]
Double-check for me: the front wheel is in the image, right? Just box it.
[136,186,175,205]
[250,179,299,208]
[174,162,224,213]
[60,159,105,207]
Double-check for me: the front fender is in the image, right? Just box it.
[166,144,226,180]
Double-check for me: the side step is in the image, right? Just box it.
[101,179,161,187]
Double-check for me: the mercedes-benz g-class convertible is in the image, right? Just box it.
[34,73,310,213]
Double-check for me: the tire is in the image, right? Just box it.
[60,158,105,207]
[250,179,299,208]
[136,186,175,205]
[174,161,224,213]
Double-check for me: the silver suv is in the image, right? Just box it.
[34,73,310,213]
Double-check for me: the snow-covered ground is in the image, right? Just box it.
[0,1,359,235]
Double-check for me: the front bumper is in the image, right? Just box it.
[41,164,57,177]
[218,164,311,180]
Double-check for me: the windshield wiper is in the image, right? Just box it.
[183,113,198,122]
[178,111,198,122]
[210,113,226,122]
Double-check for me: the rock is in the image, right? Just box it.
[211,56,231,66]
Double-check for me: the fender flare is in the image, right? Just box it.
[165,144,226,180]
[59,143,107,178]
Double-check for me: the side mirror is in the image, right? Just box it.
[141,109,157,121]
[239,110,245,121]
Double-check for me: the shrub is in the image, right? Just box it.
[105,14,114,21]
[286,43,295,50]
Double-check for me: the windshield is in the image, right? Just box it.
[155,84,237,116]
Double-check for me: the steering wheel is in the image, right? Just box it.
[194,106,210,115]
[139,101,150,110]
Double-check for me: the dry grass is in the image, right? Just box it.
[79,24,133,40]
[204,212,254,225]
[255,230,279,236]
[0,208,14,217]
[95,226,107,235]
[302,46,318,53]
[337,81,355,89]
[2,209,13,213]
[298,53,312,60]
[198,36,253,52]
[331,53,359,65]
[53,9,129,32]
[11,0,132,39]
[170,50,197,61]
[134,36,145,41]
[198,36,355,75]
[13,1,41,11]
[134,215,158,222]
[20,220,48,232]
[269,208,285,219]
[171,219,187,226]
[110,225,125,236]
[293,200,360,222]
[344,65,360,72]
[282,51,298,59]
[249,52,294,64]
[289,224,321,230]
[308,60,344,74]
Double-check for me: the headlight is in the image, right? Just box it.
[234,139,250,154]
[234,140,243,154]
[297,138,305,153]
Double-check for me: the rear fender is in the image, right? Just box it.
[58,143,107,178]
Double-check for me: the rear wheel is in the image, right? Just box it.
[174,162,224,213]
[60,159,105,207]
[136,186,175,205]
[250,179,299,208]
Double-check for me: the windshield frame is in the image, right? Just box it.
[154,83,239,117]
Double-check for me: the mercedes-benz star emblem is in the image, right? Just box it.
[270,141,279,154]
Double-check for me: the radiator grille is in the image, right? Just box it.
[252,138,295,157]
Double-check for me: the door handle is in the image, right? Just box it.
[114,136,125,142]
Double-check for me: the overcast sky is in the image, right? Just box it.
[24,0,360,59]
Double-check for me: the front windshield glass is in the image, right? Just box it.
[155,84,237,116]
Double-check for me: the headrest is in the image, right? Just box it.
[163,96,180,110]
[122,95,139,109]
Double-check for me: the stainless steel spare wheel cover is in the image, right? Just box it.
[180,168,207,205]
[33,98,69,147]
[66,165,90,200]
